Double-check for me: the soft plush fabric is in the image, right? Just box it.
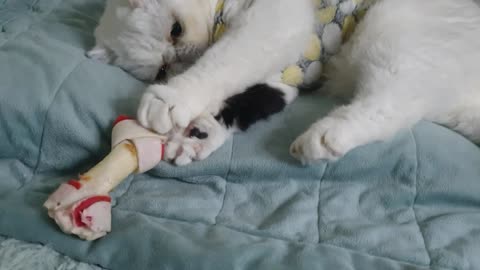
[1,0,480,270]
[0,236,104,270]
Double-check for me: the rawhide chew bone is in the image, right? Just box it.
[43,116,167,240]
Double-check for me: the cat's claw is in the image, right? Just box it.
[137,85,192,134]
[164,114,229,166]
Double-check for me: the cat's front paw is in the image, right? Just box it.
[164,114,229,166]
[290,118,354,164]
[137,85,192,134]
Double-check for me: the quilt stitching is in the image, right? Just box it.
[0,0,61,48]
[410,128,434,267]
[0,17,18,30]
[215,137,235,224]
[60,7,100,24]
[0,2,473,269]
[317,162,328,244]
[114,208,452,270]
[29,0,39,11]
[16,59,86,190]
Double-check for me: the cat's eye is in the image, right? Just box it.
[170,21,183,38]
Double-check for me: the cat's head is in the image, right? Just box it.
[87,0,216,82]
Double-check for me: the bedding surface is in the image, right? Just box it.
[0,235,104,270]
[1,0,480,269]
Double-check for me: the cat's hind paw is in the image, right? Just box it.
[290,117,356,164]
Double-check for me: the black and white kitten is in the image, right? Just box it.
[89,0,480,165]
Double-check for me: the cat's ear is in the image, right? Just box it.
[128,0,144,8]
[86,45,114,64]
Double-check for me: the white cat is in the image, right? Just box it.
[89,0,480,165]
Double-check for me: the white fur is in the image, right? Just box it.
[89,0,312,165]
[136,0,313,133]
[91,0,480,165]
[164,113,231,165]
[90,0,312,165]
[291,0,480,164]
[162,73,298,166]
[89,0,218,81]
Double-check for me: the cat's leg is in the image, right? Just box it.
[165,76,298,165]
[137,0,313,134]
[431,103,480,143]
[290,93,426,164]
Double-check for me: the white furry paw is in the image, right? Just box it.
[137,85,192,134]
[164,114,229,166]
[290,118,355,164]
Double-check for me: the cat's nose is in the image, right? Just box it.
[155,64,168,81]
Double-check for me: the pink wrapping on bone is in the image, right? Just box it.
[44,116,167,241]
[111,118,165,173]
[131,137,164,173]
[46,195,112,241]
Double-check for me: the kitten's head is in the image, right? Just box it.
[87,0,215,81]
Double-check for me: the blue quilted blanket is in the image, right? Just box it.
[1,0,480,269]
[0,236,104,270]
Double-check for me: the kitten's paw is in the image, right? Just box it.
[137,85,192,134]
[290,118,354,164]
[164,114,229,166]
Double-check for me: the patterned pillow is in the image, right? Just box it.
[281,0,376,88]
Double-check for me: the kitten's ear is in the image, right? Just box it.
[128,0,144,8]
[86,45,114,63]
